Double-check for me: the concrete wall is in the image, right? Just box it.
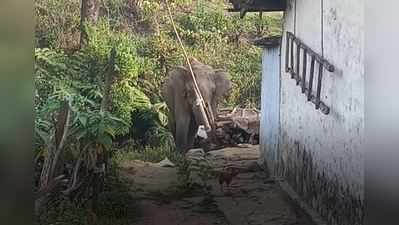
[276,0,364,224]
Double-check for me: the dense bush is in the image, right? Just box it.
[35,0,81,49]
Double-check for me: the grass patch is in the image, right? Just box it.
[112,145,185,164]
[111,144,197,195]
[96,165,139,225]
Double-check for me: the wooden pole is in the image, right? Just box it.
[164,0,213,132]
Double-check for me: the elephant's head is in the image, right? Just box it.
[181,59,232,129]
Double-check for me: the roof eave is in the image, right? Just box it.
[227,0,287,18]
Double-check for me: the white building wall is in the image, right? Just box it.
[260,46,280,175]
[276,0,364,224]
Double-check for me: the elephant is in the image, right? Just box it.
[162,58,232,153]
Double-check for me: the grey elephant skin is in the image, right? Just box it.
[162,59,232,153]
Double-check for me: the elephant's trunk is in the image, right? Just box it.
[194,97,212,132]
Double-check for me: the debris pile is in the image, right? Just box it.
[195,108,260,151]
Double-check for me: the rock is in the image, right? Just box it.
[184,145,263,187]
[206,146,260,162]
[185,148,212,186]
[186,148,206,157]
[157,157,175,168]
[119,160,178,194]
[205,145,262,172]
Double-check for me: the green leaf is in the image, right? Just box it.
[98,134,113,148]
[78,116,87,127]
[104,127,116,139]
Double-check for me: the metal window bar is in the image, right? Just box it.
[285,31,334,115]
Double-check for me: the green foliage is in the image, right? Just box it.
[85,20,140,79]
[96,165,138,224]
[41,198,88,225]
[126,105,173,147]
[113,145,182,164]
[226,44,262,107]
[96,191,136,218]
[35,0,80,49]
[34,15,172,224]
[72,110,128,148]
[110,80,152,134]
[177,2,231,46]
[174,3,270,107]
[37,167,136,225]
[34,18,168,140]
[34,46,101,113]
[176,158,194,193]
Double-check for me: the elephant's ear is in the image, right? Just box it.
[169,65,190,87]
[213,69,232,100]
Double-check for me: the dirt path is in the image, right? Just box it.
[119,146,314,225]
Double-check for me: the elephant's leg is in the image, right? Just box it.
[175,107,191,153]
[187,116,198,151]
[168,113,176,141]
[165,86,176,146]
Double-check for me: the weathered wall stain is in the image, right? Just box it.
[273,0,363,224]
[259,0,364,224]
[276,137,363,225]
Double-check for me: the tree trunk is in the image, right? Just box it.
[39,102,70,188]
[36,102,71,220]
[80,0,100,48]
[101,47,117,112]
[257,11,263,35]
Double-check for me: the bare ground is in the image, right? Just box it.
[118,146,315,225]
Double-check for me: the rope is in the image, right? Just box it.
[164,0,213,131]
[321,0,324,57]
[294,0,297,35]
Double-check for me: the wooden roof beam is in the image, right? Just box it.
[227,0,287,18]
